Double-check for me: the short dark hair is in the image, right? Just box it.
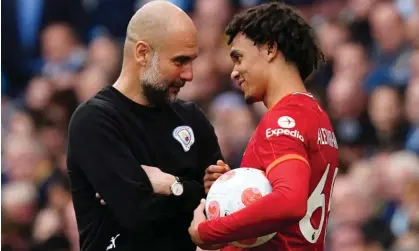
[225,1,324,81]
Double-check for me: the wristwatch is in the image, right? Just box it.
[170,176,184,196]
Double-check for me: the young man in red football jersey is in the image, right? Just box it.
[189,2,339,251]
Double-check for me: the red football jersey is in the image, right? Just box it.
[222,92,339,251]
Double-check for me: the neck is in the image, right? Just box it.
[113,67,150,106]
[263,65,307,109]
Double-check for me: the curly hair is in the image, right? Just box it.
[225,1,324,81]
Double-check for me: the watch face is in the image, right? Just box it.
[172,183,183,196]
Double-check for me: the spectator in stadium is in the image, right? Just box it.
[2,182,38,251]
[411,50,419,79]
[374,151,419,237]
[40,23,87,88]
[368,86,408,151]
[330,174,376,226]
[333,42,370,82]
[1,0,87,96]
[328,223,365,251]
[406,13,419,48]
[24,77,54,114]
[365,2,413,92]
[314,20,350,89]
[86,36,121,82]
[327,75,375,168]
[405,78,419,153]
[346,0,376,49]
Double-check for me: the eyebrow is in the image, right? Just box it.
[172,55,198,62]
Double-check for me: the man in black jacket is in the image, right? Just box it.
[67,1,226,250]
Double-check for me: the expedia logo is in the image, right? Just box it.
[266,128,305,142]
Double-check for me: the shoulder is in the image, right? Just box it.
[71,85,126,121]
[260,94,322,129]
[69,95,120,134]
[256,95,323,146]
[70,100,108,124]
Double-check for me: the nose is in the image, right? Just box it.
[180,64,193,82]
[231,69,240,81]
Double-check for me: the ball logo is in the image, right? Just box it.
[241,187,262,206]
[277,116,296,128]
[207,201,220,220]
[218,170,236,182]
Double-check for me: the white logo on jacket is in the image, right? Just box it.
[106,234,120,250]
[173,126,195,152]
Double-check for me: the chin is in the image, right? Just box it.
[244,95,257,104]
[244,90,264,104]
[167,94,178,103]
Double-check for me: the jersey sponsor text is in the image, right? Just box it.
[266,128,305,142]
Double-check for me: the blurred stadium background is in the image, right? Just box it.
[1,0,419,250]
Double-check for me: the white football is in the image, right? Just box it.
[205,168,276,248]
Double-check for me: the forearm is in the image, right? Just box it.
[197,160,310,244]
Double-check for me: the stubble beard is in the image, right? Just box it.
[140,53,177,106]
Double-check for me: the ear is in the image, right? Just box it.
[134,41,151,66]
[265,42,277,62]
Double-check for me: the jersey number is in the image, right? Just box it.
[298,164,338,243]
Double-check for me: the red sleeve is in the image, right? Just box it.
[197,107,311,244]
[198,159,310,244]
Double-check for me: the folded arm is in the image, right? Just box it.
[68,105,177,230]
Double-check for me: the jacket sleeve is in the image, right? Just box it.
[68,104,177,230]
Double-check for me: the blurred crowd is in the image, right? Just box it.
[1,0,419,251]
